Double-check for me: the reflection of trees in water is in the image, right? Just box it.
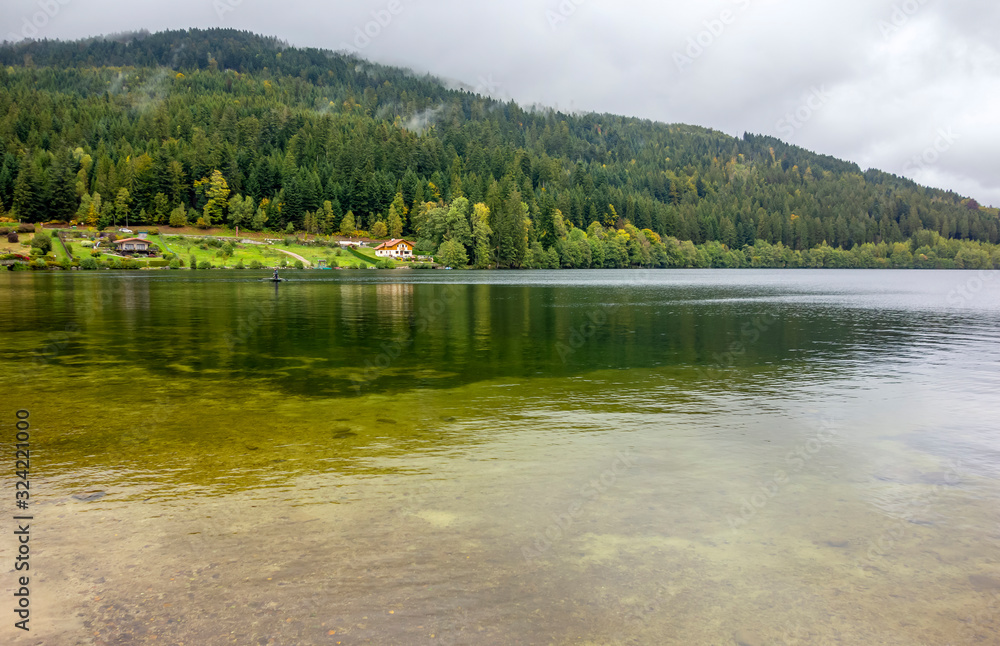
[6,279,952,401]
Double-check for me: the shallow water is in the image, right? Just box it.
[2,269,1000,644]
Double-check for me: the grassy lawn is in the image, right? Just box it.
[161,236,377,269]
[51,236,72,261]
[345,245,408,267]
[7,226,421,270]
[0,234,32,255]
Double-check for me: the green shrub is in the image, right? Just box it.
[198,260,212,270]
[235,259,245,269]
[190,254,197,269]
[249,259,262,269]
[9,261,29,271]
[169,258,181,269]
[279,259,288,268]
[31,258,48,270]
[293,260,304,269]
[169,207,187,227]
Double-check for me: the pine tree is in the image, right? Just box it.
[388,191,407,234]
[320,200,336,235]
[251,198,270,231]
[153,193,170,225]
[76,193,93,223]
[13,161,41,222]
[471,202,492,269]
[115,188,131,228]
[340,211,356,236]
[49,151,79,221]
[495,189,529,268]
[303,211,318,234]
[388,210,403,239]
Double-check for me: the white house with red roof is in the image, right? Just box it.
[374,239,415,259]
[113,237,155,254]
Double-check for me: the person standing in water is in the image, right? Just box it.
[273,267,279,280]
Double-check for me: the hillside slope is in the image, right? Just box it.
[1,29,997,268]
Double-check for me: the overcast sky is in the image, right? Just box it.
[4,0,998,206]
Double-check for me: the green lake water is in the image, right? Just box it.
[2,269,1000,645]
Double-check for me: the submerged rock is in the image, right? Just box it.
[733,628,765,646]
[969,574,1000,591]
[72,491,106,502]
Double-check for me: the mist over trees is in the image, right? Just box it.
[1,29,998,269]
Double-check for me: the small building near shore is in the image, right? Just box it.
[374,239,415,259]
[114,237,155,254]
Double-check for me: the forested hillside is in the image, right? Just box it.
[1,28,998,269]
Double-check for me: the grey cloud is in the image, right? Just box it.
[2,0,997,205]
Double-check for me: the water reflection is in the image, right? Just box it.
[1,270,999,644]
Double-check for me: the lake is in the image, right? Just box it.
[2,269,1000,645]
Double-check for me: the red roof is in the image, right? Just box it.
[375,239,415,250]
